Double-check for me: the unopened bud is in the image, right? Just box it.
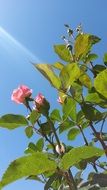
[55,144,65,155]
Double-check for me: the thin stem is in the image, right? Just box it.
[100,119,105,134]
[64,170,77,190]
[47,116,61,149]
[78,125,98,173]
[78,125,88,146]
[90,122,107,157]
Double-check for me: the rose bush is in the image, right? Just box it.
[0,24,107,190]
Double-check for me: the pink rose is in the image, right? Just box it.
[35,93,45,105]
[11,85,32,104]
[57,96,63,104]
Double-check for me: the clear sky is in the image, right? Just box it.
[0,0,107,189]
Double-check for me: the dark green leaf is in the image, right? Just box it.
[85,53,98,63]
[0,114,28,130]
[81,104,103,121]
[61,146,104,170]
[34,64,61,89]
[68,127,80,140]
[44,173,58,190]
[0,153,56,188]
[36,138,44,151]
[50,109,61,122]
[30,110,40,125]
[25,126,33,138]
[59,119,75,134]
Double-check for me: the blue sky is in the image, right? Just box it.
[0,0,107,189]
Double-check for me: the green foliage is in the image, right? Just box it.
[0,25,107,190]
[25,126,33,138]
[0,114,28,130]
[0,153,56,188]
[67,127,80,140]
[54,44,71,62]
[63,97,76,121]
[94,69,107,98]
[60,63,80,90]
[34,64,61,89]
[29,110,40,125]
[61,146,104,170]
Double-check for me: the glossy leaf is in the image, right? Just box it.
[60,63,80,90]
[0,114,28,130]
[61,146,104,170]
[0,153,56,188]
[54,44,71,62]
[94,69,107,98]
[34,64,61,89]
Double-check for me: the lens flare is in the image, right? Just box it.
[0,26,40,62]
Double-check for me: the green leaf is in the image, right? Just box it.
[85,92,105,104]
[89,35,101,44]
[68,127,80,140]
[74,34,100,60]
[25,126,33,138]
[74,34,91,60]
[52,62,64,70]
[0,114,28,130]
[50,109,61,122]
[85,53,98,63]
[39,122,52,135]
[60,63,80,90]
[36,138,44,151]
[93,64,106,76]
[30,110,40,125]
[79,73,92,88]
[59,119,75,134]
[103,53,107,65]
[94,69,107,98]
[54,44,71,62]
[63,97,76,121]
[34,64,61,89]
[44,173,58,190]
[0,153,56,188]
[81,104,103,121]
[61,146,104,170]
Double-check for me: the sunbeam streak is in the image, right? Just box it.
[0,26,40,62]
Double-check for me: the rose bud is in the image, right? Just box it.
[35,93,50,116]
[11,85,32,104]
[57,96,64,104]
[55,143,65,155]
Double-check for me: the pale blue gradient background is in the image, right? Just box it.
[0,0,107,189]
